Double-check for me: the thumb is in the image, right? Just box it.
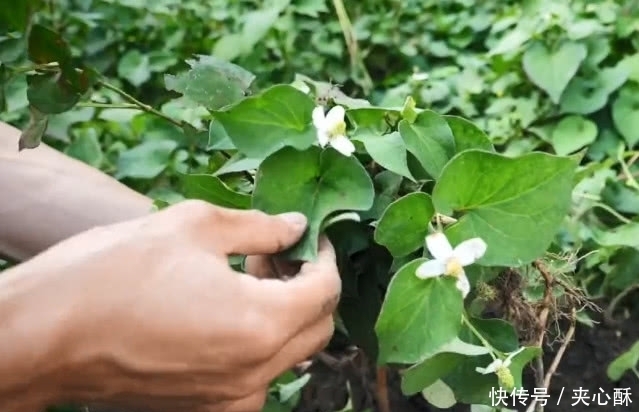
[212,208,308,256]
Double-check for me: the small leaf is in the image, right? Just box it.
[421,380,457,409]
[117,50,151,87]
[399,110,455,179]
[214,85,317,159]
[433,150,577,266]
[18,106,48,150]
[375,259,464,365]
[354,131,414,181]
[592,222,639,249]
[252,146,374,261]
[522,41,588,104]
[612,83,639,147]
[551,115,598,155]
[116,139,178,180]
[374,193,434,257]
[607,340,639,381]
[165,54,256,110]
[27,24,72,65]
[27,72,81,114]
[64,128,103,167]
[180,174,251,209]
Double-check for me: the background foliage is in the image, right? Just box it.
[2,0,639,411]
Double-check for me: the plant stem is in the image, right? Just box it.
[462,314,499,359]
[77,102,140,109]
[97,79,185,129]
[376,366,391,412]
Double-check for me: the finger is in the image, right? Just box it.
[258,315,334,384]
[244,255,275,278]
[280,236,341,326]
[245,255,300,279]
[206,390,267,412]
[211,208,308,256]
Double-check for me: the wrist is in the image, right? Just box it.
[0,262,82,411]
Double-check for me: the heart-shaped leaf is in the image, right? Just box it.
[252,146,374,261]
[523,41,588,104]
[612,83,639,147]
[551,115,598,155]
[374,192,434,257]
[214,85,317,159]
[433,150,578,266]
[375,259,464,364]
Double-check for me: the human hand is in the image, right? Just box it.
[4,200,340,412]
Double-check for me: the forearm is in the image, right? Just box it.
[0,121,154,261]
[0,262,72,412]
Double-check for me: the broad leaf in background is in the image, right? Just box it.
[118,49,151,87]
[592,222,639,250]
[551,115,598,155]
[522,41,588,104]
[376,259,464,364]
[399,110,455,179]
[180,174,251,209]
[612,83,639,147]
[165,54,256,111]
[214,85,317,159]
[252,146,374,261]
[115,139,179,180]
[374,192,434,257]
[433,150,578,266]
[607,340,639,381]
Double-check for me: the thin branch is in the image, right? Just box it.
[376,366,391,412]
[525,308,577,412]
[604,283,639,326]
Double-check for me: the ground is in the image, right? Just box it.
[295,299,639,412]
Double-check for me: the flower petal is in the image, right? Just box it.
[415,259,446,279]
[330,135,355,156]
[476,358,502,375]
[324,105,346,130]
[317,130,329,147]
[426,232,454,260]
[453,238,487,266]
[312,106,326,129]
[456,272,471,298]
[504,347,526,365]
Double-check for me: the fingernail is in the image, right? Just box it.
[278,212,307,229]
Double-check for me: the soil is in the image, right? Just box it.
[295,299,639,412]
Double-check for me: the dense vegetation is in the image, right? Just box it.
[2,1,639,411]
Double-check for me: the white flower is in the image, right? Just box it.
[312,105,355,156]
[415,232,487,297]
[475,347,525,375]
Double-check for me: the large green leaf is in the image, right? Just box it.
[214,85,317,159]
[252,146,374,261]
[399,110,455,179]
[374,193,434,257]
[432,150,577,266]
[522,41,587,104]
[165,54,256,110]
[375,259,464,365]
[181,174,251,209]
[443,116,494,153]
[592,222,639,249]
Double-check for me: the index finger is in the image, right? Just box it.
[259,236,341,334]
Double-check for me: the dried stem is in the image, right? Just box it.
[376,366,391,412]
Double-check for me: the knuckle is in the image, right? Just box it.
[175,199,221,222]
[241,313,282,359]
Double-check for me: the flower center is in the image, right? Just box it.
[445,257,463,277]
[328,121,346,138]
